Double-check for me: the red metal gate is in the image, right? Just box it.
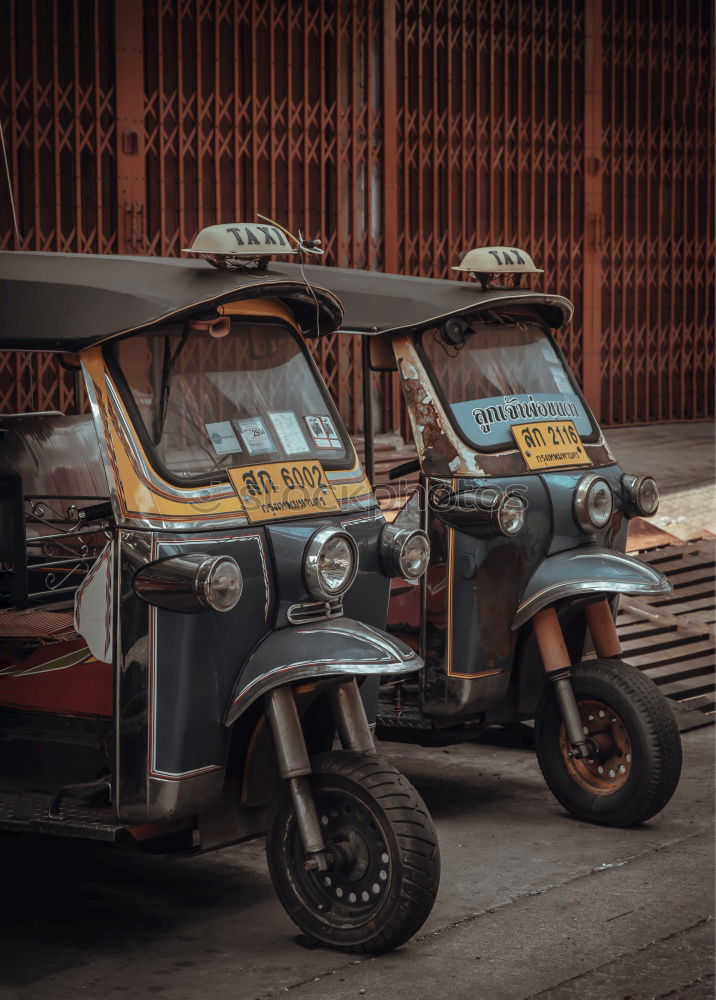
[600,0,714,424]
[0,0,713,429]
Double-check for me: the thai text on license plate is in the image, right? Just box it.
[511,419,592,471]
[228,460,340,523]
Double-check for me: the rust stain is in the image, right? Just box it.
[400,374,459,475]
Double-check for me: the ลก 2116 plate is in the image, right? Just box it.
[511,419,592,471]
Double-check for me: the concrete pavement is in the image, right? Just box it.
[0,728,711,1000]
[604,421,715,540]
[604,421,714,495]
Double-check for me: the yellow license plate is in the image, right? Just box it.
[228,460,341,523]
[511,419,592,471]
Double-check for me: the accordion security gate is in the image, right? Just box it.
[0,0,713,432]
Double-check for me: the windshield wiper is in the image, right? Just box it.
[154,327,191,445]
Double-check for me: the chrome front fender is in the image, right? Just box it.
[224,617,420,725]
[511,547,671,630]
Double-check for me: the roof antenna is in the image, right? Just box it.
[257,212,325,336]
[0,118,21,247]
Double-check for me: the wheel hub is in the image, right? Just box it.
[560,699,632,795]
[296,787,392,915]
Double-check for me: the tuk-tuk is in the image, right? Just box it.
[0,233,440,953]
[304,248,682,828]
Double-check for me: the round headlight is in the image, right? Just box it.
[399,530,430,578]
[196,556,243,612]
[574,473,614,532]
[304,528,359,599]
[622,474,659,517]
[637,476,659,515]
[497,493,526,536]
[379,525,431,579]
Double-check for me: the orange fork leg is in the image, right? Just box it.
[585,599,622,659]
[532,607,591,758]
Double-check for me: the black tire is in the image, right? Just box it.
[534,658,682,827]
[266,750,440,954]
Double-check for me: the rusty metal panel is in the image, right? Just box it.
[600,0,714,423]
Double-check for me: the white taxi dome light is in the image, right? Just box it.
[453,246,543,290]
[182,222,297,270]
[453,246,543,276]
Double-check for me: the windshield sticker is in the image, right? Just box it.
[269,411,310,455]
[305,414,341,450]
[205,421,242,456]
[235,416,278,456]
[450,393,592,448]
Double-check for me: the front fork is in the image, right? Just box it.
[265,679,374,870]
[532,599,622,759]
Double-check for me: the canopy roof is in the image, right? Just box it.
[297,263,574,334]
[0,252,343,351]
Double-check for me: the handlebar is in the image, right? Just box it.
[388,459,420,481]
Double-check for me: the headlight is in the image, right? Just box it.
[496,493,526,536]
[430,484,526,538]
[134,553,243,613]
[574,473,613,532]
[304,527,359,599]
[622,474,660,517]
[195,556,243,611]
[380,524,431,579]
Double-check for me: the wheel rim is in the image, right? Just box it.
[289,784,394,928]
[559,699,633,795]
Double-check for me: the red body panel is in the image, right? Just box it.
[0,638,113,717]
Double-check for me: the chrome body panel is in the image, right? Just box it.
[224,618,421,725]
[512,547,672,629]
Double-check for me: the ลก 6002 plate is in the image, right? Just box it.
[229,460,340,523]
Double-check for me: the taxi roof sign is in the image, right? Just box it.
[452,246,543,275]
[183,222,297,268]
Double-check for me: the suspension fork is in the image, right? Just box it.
[585,599,622,658]
[532,607,591,759]
[264,679,375,872]
[532,600,624,759]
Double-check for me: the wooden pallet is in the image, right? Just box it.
[618,539,715,724]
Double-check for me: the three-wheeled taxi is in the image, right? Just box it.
[304,248,682,828]
[0,233,440,953]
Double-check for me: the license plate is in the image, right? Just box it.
[511,419,592,471]
[228,460,341,523]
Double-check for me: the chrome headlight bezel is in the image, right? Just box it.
[573,473,614,533]
[134,553,243,613]
[380,524,431,579]
[621,473,660,518]
[495,492,526,536]
[304,527,359,600]
[195,555,244,611]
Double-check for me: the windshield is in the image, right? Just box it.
[418,322,593,450]
[111,320,348,480]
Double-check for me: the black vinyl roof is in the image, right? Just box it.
[0,252,343,351]
[297,263,574,334]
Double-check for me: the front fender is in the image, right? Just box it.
[512,547,671,630]
[224,617,420,725]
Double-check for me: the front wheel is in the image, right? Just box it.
[266,751,440,954]
[534,658,682,827]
